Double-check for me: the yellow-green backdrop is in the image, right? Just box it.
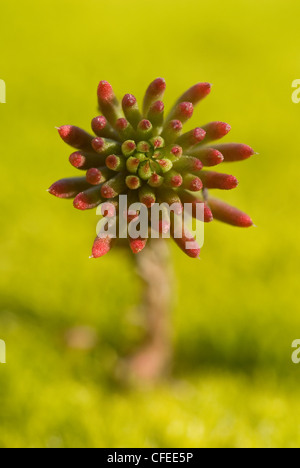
[0,0,300,448]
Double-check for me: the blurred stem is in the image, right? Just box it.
[123,238,174,383]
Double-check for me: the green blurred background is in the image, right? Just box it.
[0,0,300,448]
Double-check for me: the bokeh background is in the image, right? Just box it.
[0,0,300,448]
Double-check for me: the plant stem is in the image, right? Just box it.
[121,238,174,383]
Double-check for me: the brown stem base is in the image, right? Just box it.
[118,239,174,384]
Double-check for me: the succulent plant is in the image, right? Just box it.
[49,78,255,259]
